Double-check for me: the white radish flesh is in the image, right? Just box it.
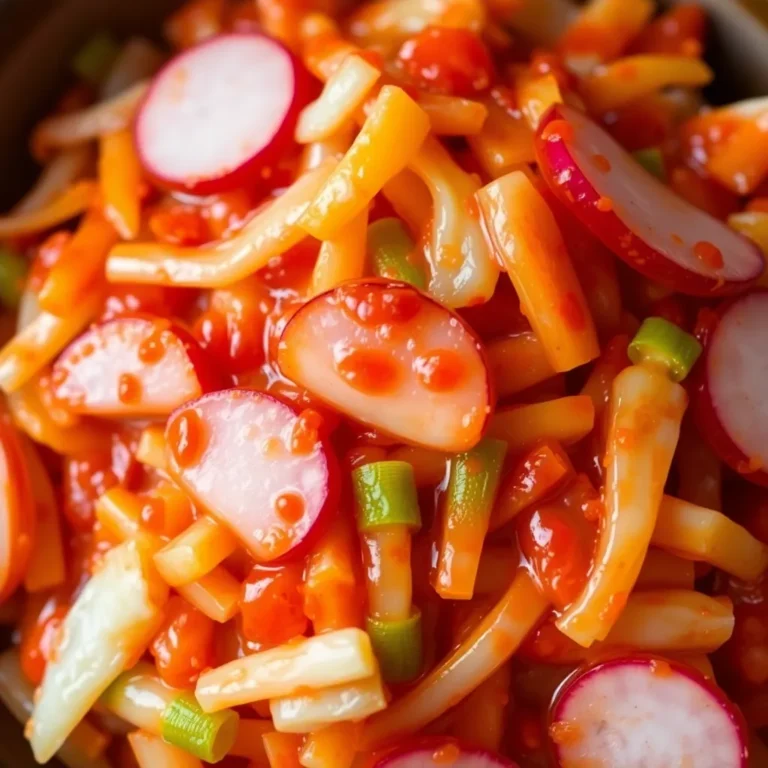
[278,280,492,452]
[550,657,748,768]
[535,104,764,295]
[52,316,215,417]
[165,389,337,562]
[374,739,518,767]
[135,33,310,194]
[694,290,768,486]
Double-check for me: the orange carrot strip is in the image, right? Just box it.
[478,172,599,372]
[417,93,488,136]
[707,118,768,196]
[100,129,142,240]
[490,440,573,531]
[263,732,304,768]
[135,424,168,470]
[230,719,272,761]
[517,72,563,130]
[381,170,432,235]
[299,722,359,768]
[38,209,118,315]
[486,330,557,398]
[360,568,548,748]
[488,396,595,455]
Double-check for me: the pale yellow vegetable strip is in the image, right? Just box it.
[671,653,715,679]
[270,673,387,733]
[136,424,168,470]
[486,331,557,398]
[30,538,168,763]
[556,365,688,648]
[176,566,241,623]
[230,719,273,761]
[196,628,377,712]
[0,285,104,393]
[154,516,238,587]
[604,590,734,652]
[729,212,768,287]
[106,160,336,288]
[0,180,96,238]
[0,649,112,768]
[128,731,203,768]
[380,169,432,235]
[362,528,412,620]
[21,438,65,592]
[299,722,358,768]
[14,146,92,215]
[410,137,499,308]
[517,72,563,130]
[102,661,172,733]
[300,86,430,241]
[417,93,488,136]
[652,495,768,582]
[296,55,381,144]
[33,81,149,153]
[310,208,369,296]
[95,486,144,541]
[487,396,595,454]
[99,128,142,240]
[360,568,548,748]
[634,548,695,590]
[582,55,714,113]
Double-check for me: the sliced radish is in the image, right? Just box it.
[135,33,312,194]
[52,315,216,417]
[550,656,748,768]
[165,389,338,562]
[693,290,768,486]
[373,738,518,767]
[277,280,492,452]
[535,104,764,295]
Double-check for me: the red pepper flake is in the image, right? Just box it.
[693,240,724,269]
[595,196,614,212]
[541,118,574,143]
[592,153,611,173]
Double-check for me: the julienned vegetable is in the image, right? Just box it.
[0,248,27,309]
[30,538,168,763]
[366,611,423,684]
[432,438,507,600]
[366,217,427,289]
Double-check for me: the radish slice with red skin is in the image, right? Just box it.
[535,104,764,296]
[165,389,338,562]
[693,289,768,487]
[277,280,493,452]
[135,33,312,194]
[52,315,217,417]
[550,656,748,768]
[373,738,519,768]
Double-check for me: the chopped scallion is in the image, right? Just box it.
[367,218,427,289]
[353,460,421,532]
[72,33,120,86]
[628,316,702,382]
[160,692,239,763]
[366,609,423,683]
[0,248,27,309]
[633,148,666,181]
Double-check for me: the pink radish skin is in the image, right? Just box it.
[52,315,217,417]
[693,289,768,487]
[373,738,518,767]
[550,656,748,768]
[535,104,764,296]
[166,389,338,563]
[135,33,312,194]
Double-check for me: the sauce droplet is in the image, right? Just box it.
[337,284,422,327]
[414,349,465,393]
[334,348,400,395]
[432,742,461,764]
[138,329,169,364]
[693,240,724,269]
[595,196,614,212]
[592,153,611,173]
[274,491,306,524]
[167,407,208,468]
[117,372,142,405]
[290,409,323,455]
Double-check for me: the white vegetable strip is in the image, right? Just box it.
[30,538,168,763]
[13,147,92,215]
[106,160,335,288]
[360,568,548,748]
[196,628,377,712]
[296,54,380,144]
[557,364,688,647]
[270,673,387,733]
[128,731,203,768]
[102,38,165,99]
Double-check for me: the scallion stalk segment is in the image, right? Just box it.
[366,609,423,683]
[628,316,702,382]
[353,460,421,531]
[367,218,427,289]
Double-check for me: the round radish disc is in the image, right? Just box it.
[277,281,492,452]
[166,389,337,562]
[374,738,518,767]
[695,290,768,485]
[135,33,309,193]
[551,657,747,768]
[53,316,214,417]
[535,104,764,295]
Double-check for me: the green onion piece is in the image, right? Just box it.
[367,218,427,289]
[72,33,120,86]
[628,317,703,382]
[353,461,421,532]
[366,609,422,683]
[633,148,666,181]
[160,693,239,764]
[0,248,27,309]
